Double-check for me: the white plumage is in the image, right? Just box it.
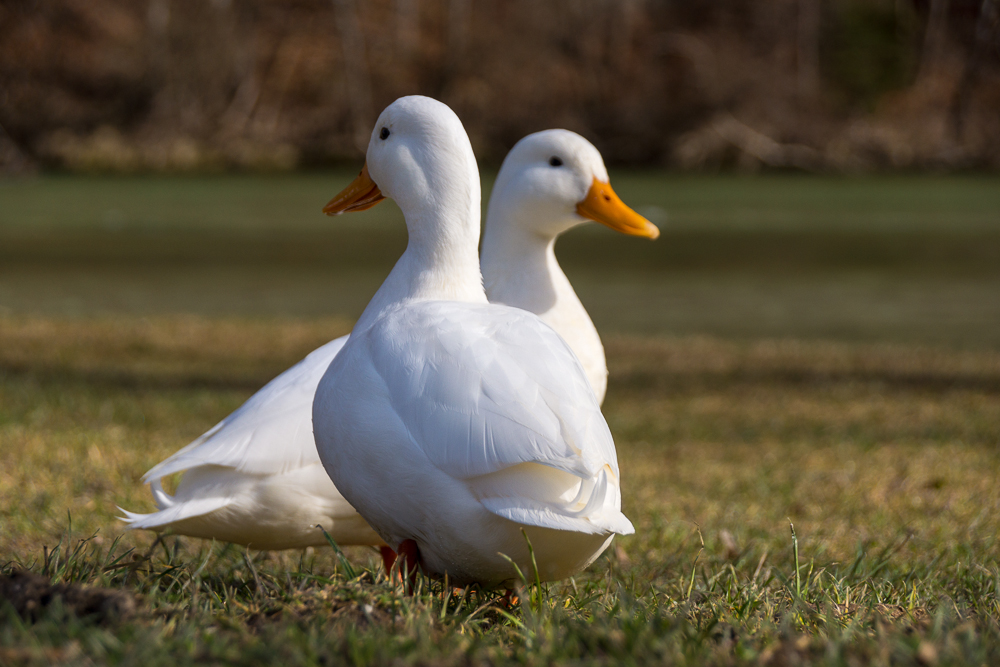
[120,337,381,549]
[121,114,654,559]
[312,96,633,587]
[482,129,658,403]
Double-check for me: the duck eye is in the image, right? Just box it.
[549,156,563,167]
[380,127,390,140]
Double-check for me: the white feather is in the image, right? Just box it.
[313,97,632,587]
[122,115,640,560]
[120,336,384,548]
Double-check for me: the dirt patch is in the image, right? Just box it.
[0,569,137,624]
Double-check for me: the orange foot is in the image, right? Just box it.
[379,546,397,579]
[499,588,520,608]
[398,539,420,594]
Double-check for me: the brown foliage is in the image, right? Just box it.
[0,0,998,172]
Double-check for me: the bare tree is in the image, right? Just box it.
[919,0,951,80]
[448,0,471,68]
[395,0,420,63]
[950,0,1000,138]
[217,2,259,141]
[331,0,375,151]
[797,0,821,99]
[611,0,643,71]
[146,0,172,121]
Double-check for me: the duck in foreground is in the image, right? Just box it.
[313,95,634,588]
[119,126,655,559]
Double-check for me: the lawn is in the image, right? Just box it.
[3,173,999,345]
[1,173,999,665]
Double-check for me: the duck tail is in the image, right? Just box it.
[118,479,234,532]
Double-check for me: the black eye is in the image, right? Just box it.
[549,156,563,167]
[380,127,390,140]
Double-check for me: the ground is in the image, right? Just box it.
[0,174,998,665]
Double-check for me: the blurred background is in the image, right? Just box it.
[1,0,1000,171]
[1,0,999,344]
[4,5,1000,653]
[1,0,1000,572]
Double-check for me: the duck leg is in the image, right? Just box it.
[398,539,421,593]
[499,588,520,608]
[379,546,397,578]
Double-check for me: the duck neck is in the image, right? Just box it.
[481,220,561,316]
[481,214,607,402]
[355,200,487,333]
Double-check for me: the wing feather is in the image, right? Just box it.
[362,302,631,534]
[143,336,348,482]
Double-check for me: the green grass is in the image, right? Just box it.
[3,172,999,233]
[2,173,999,347]
[2,316,1000,665]
[1,174,1000,663]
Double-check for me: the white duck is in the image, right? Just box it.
[312,95,634,588]
[482,129,658,404]
[120,125,655,558]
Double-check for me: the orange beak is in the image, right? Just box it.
[323,163,386,215]
[575,177,659,239]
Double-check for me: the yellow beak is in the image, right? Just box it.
[323,163,386,215]
[575,177,659,239]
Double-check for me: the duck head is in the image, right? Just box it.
[323,96,481,250]
[486,129,659,241]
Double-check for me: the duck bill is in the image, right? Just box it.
[575,177,659,239]
[323,163,386,215]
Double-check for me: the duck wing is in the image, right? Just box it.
[145,335,348,481]
[122,336,349,530]
[365,301,633,536]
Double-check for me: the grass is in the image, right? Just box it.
[3,174,1000,348]
[2,315,1000,665]
[1,173,999,663]
[3,172,999,234]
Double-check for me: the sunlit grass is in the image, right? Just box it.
[2,315,1000,664]
[2,172,998,663]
